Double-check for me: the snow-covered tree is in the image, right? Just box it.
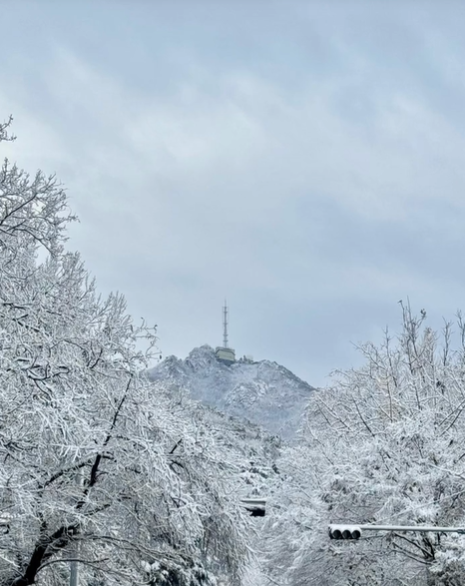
[260,303,465,586]
[0,117,250,586]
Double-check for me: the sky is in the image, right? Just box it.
[2,1,465,387]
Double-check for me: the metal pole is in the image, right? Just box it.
[240,499,267,507]
[70,557,78,586]
[70,471,82,586]
[223,302,228,348]
[360,524,465,533]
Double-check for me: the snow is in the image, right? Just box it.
[147,345,315,440]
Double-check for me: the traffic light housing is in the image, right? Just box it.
[328,524,361,540]
[240,498,266,517]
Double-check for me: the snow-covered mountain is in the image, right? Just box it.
[147,345,315,440]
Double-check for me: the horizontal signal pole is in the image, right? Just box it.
[360,525,465,533]
[240,498,267,506]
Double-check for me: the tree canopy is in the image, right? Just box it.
[0,117,251,586]
[258,302,465,586]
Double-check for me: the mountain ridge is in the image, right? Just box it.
[147,345,315,440]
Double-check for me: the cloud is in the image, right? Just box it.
[2,5,465,386]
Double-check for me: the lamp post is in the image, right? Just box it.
[70,471,83,586]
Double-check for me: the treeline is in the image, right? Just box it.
[254,302,465,586]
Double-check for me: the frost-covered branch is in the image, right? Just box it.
[0,119,250,586]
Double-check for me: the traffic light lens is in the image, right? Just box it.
[352,529,361,539]
[333,529,342,539]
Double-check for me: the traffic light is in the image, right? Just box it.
[240,498,266,517]
[328,524,361,540]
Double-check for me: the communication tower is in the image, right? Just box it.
[223,302,229,348]
[215,301,236,364]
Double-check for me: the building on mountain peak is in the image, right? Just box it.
[215,301,236,364]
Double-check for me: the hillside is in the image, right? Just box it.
[147,345,315,440]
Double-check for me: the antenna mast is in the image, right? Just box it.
[223,301,229,348]
[215,301,236,364]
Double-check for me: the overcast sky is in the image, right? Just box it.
[2,1,465,387]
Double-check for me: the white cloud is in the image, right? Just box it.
[2,8,465,385]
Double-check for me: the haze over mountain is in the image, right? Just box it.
[147,345,315,440]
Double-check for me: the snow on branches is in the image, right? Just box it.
[0,121,250,586]
[260,303,465,586]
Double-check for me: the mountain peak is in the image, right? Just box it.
[148,347,315,440]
